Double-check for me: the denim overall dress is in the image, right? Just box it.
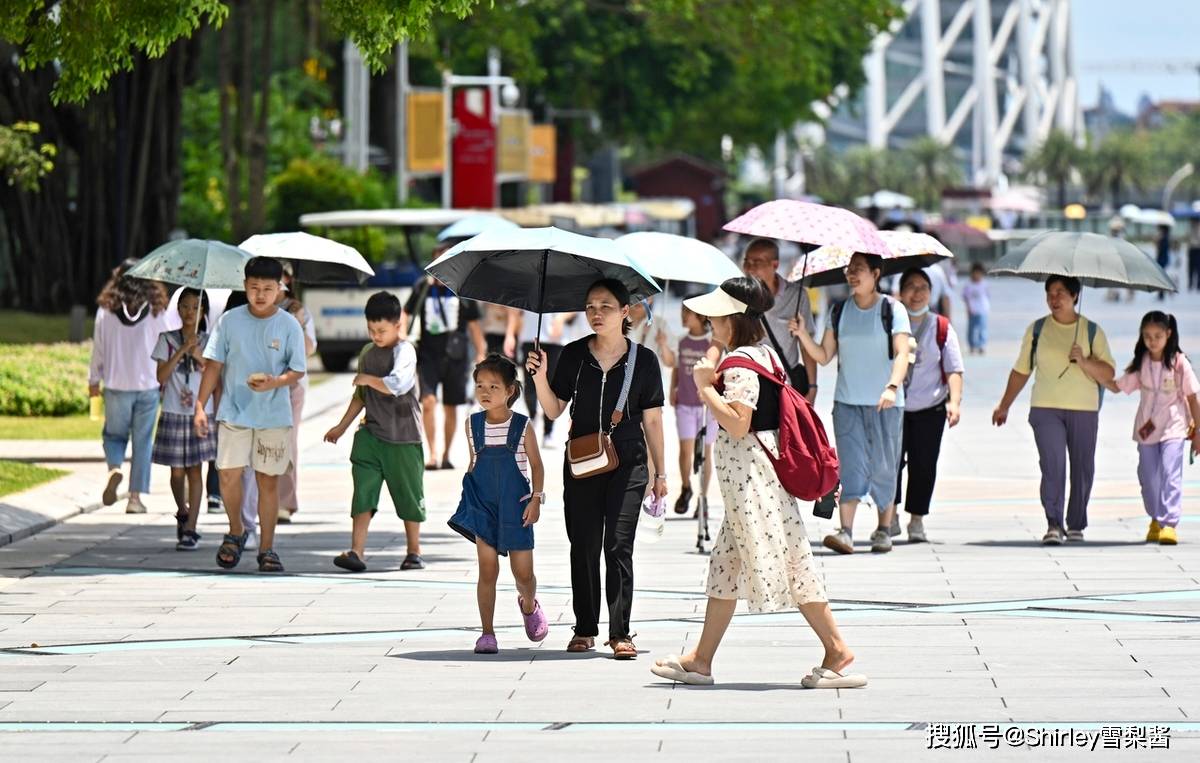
[448,412,534,555]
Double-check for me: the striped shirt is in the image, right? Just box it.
[469,414,529,480]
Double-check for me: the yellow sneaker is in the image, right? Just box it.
[1159,526,1178,545]
[1146,520,1161,543]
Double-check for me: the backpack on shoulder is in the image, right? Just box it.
[715,351,840,502]
[1029,317,1104,406]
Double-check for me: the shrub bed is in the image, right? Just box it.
[0,342,92,416]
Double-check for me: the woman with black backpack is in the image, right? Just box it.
[649,277,864,689]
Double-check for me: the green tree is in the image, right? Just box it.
[1081,131,1149,208]
[0,0,487,309]
[904,136,961,210]
[418,0,901,158]
[0,122,55,191]
[1023,129,1080,208]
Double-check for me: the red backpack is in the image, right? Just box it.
[715,351,840,501]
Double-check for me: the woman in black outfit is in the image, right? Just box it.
[526,279,668,659]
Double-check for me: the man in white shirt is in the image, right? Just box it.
[740,238,817,402]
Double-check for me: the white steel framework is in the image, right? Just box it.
[835,0,1081,187]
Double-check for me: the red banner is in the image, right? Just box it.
[452,88,496,208]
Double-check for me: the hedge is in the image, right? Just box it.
[0,342,92,416]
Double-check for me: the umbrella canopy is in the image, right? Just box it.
[426,226,661,315]
[926,221,991,250]
[239,232,374,284]
[854,189,915,210]
[437,214,520,242]
[614,231,742,286]
[989,231,1176,292]
[127,239,253,290]
[724,199,890,256]
[786,230,953,287]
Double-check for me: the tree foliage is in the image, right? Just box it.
[1023,130,1081,208]
[0,121,56,191]
[0,0,484,105]
[416,0,901,157]
[804,138,962,211]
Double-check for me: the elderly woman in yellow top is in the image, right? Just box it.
[992,276,1116,545]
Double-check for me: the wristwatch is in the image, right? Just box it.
[530,491,546,502]
[886,383,899,391]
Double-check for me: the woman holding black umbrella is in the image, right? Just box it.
[526,278,668,659]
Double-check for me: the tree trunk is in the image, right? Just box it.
[246,0,275,235]
[0,39,199,311]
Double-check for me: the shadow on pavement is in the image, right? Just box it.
[391,648,607,662]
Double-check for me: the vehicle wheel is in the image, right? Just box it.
[319,351,352,373]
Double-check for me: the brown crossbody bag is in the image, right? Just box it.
[566,341,638,479]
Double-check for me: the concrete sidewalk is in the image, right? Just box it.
[1,281,1199,761]
[0,377,353,549]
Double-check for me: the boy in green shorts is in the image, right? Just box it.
[324,292,427,572]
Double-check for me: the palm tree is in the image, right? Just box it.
[903,136,962,210]
[1081,131,1149,208]
[1023,129,1079,208]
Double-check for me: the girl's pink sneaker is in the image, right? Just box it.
[519,598,549,642]
[474,634,498,654]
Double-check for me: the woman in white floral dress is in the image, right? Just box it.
[650,277,865,689]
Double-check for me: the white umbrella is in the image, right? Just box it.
[854,189,915,210]
[437,214,520,242]
[614,231,742,286]
[239,232,375,284]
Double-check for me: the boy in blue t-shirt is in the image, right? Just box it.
[195,257,306,573]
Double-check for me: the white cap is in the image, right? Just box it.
[683,287,749,318]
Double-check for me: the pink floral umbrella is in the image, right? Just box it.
[725,199,892,285]
[725,200,890,254]
[786,230,953,287]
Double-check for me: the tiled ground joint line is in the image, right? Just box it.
[2,568,1198,656]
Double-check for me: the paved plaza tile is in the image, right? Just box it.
[2,281,1200,760]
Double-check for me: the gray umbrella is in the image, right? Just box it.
[989,231,1175,292]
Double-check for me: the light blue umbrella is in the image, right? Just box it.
[437,214,520,242]
[127,239,253,290]
[615,231,741,286]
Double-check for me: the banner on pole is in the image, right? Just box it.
[407,90,444,174]
[452,87,496,208]
[497,110,532,177]
[529,124,557,184]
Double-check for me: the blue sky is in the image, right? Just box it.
[1072,0,1200,113]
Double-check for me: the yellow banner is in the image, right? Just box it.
[529,124,556,184]
[498,111,532,176]
[407,91,444,174]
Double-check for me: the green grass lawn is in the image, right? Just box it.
[0,415,102,440]
[0,460,67,498]
[0,310,92,345]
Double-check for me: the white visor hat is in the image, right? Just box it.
[683,287,749,318]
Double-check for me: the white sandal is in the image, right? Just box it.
[650,654,714,686]
[801,666,868,689]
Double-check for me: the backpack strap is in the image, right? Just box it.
[881,296,895,360]
[830,300,845,343]
[1029,317,1046,370]
[506,412,529,452]
[1085,318,1105,407]
[936,314,950,385]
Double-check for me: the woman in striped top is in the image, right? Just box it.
[448,354,549,654]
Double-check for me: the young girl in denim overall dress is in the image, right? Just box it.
[449,355,549,653]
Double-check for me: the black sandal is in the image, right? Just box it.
[400,553,425,570]
[215,530,248,569]
[257,548,285,573]
[333,550,367,572]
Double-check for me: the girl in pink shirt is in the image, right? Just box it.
[1110,312,1200,545]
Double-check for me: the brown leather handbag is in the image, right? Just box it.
[566,341,638,479]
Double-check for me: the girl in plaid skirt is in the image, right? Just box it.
[152,289,217,550]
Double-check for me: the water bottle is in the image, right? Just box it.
[89,395,103,422]
[640,493,666,543]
